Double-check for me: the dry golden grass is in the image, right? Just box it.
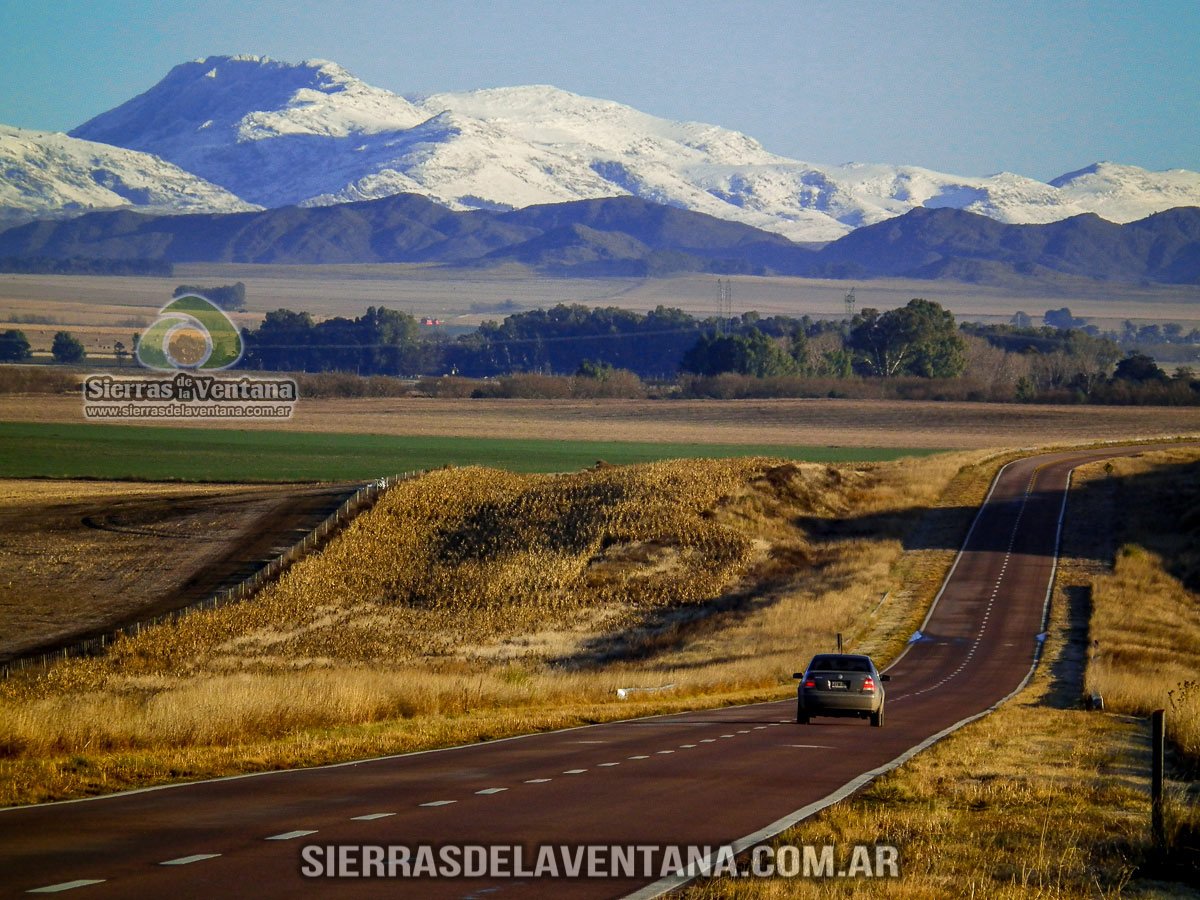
[0,451,996,804]
[1074,450,1200,763]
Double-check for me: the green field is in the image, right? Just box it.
[0,421,941,482]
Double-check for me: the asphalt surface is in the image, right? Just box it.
[0,444,1186,898]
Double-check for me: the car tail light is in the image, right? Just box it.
[804,679,816,688]
[862,676,875,692]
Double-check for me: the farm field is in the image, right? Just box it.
[2,267,1199,358]
[0,480,354,661]
[3,393,1200,451]
[0,421,929,482]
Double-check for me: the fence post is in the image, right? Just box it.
[1151,708,1165,853]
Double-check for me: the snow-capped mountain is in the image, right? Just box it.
[56,56,1200,242]
[0,124,257,224]
[1049,162,1200,224]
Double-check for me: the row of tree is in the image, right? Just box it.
[6,298,1195,405]
[0,329,85,363]
[0,256,172,276]
[234,299,978,382]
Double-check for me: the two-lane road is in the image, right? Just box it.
[1,443,1187,898]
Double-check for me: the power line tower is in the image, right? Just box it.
[844,287,857,321]
[717,278,733,334]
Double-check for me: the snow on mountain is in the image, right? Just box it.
[1049,162,1200,223]
[63,56,1200,242]
[0,124,256,222]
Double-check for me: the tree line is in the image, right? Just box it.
[7,295,1197,405]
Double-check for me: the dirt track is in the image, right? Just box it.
[0,481,357,662]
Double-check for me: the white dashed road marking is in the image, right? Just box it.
[563,769,588,774]
[265,830,317,840]
[524,778,552,783]
[418,801,456,808]
[160,854,221,866]
[476,788,508,795]
[351,813,395,821]
[26,882,105,894]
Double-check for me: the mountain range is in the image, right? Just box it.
[1,55,1197,243]
[3,190,1197,285]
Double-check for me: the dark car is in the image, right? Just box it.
[793,653,889,726]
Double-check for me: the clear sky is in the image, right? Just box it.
[1,0,1196,181]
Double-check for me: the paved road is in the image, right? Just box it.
[0,444,1186,898]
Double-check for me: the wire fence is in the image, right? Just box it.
[0,472,418,679]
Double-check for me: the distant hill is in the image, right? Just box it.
[0,193,812,275]
[808,206,1200,284]
[0,192,1197,284]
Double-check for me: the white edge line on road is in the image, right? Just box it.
[626,457,1078,900]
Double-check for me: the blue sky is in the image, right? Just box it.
[1,0,1196,181]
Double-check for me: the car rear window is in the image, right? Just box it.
[808,655,871,672]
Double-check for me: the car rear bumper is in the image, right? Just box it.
[799,691,880,714]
